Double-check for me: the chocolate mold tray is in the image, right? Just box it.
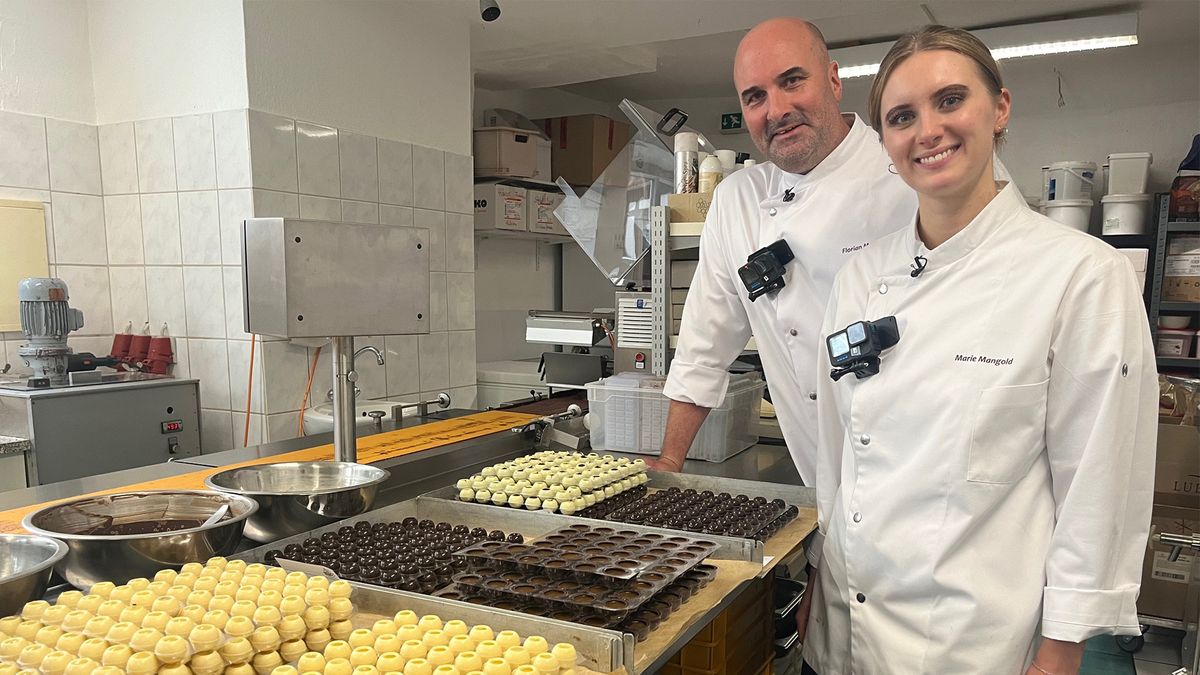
[578,486,800,541]
[436,563,719,638]
[453,523,720,589]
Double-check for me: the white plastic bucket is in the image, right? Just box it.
[1107,152,1153,194]
[1101,193,1153,235]
[1044,199,1093,232]
[1047,161,1097,201]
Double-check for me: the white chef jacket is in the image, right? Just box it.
[663,114,917,483]
[804,182,1157,675]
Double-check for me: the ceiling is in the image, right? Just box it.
[470,0,1195,100]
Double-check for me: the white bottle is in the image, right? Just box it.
[673,132,699,193]
[699,155,724,193]
[714,150,737,178]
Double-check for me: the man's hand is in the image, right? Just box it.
[1024,638,1084,675]
[795,566,817,641]
[645,455,684,472]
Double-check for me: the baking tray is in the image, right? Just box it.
[423,471,818,566]
[337,579,632,672]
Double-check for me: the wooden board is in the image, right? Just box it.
[0,410,539,534]
[0,199,50,331]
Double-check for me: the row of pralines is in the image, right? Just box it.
[437,563,717,639]
[262,519,522,593]
[580,487,800,540]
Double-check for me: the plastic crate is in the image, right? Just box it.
[587,373,765,461]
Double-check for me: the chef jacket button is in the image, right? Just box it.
[789,328,798,337]
[878,283,888,294]
[1121,363,1128,377]
[769,207,778,217]
[808,392,817,401]
[856,593,867,604]
[852,512,862,523]
[859,434,871,446]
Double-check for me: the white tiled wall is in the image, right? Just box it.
[0,108,477,454]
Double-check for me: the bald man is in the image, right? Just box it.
[651,18,916,483]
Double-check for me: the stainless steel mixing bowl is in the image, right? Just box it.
[204,461,390,543]
[21,490,257,589]
[0,534,68,615]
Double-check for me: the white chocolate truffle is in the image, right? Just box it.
[98,638,133,667]
[328,598,354,622]
[328,620,354,642]
[145,610,175,632]
[75,639,109,662]
[154,635,190,665]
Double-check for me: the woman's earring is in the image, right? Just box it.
[887,163,898,175]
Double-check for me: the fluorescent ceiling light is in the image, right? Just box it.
[831,11,1138,79]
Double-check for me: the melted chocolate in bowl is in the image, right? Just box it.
[81,519,208,536]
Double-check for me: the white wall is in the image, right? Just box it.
[474,238,560,363]
[0,0,96,121]
[87,0,248,123]
[244,0,472,155]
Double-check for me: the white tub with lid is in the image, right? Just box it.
[1044,199,1092,232]
[1047,161,1097,202]
[1106,152,1153,194]
[1101,193,1153,235]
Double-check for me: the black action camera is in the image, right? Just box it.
[827,316,901,381]
[738,240,794,302]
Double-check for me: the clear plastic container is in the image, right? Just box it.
[587,373,764,461]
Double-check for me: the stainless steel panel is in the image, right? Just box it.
[242,218,430,338]
[14,379,201,485]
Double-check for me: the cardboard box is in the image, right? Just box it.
[668,192,714,223]
[527,190,568,236]
[536,114,633,187]
[1137,503,1198,622]
[1165,254,1200,277]
[1156,422,1200,509]
[1164,276,1200,302]
[671,260,698,288]
[1168,234,1200,255]
[473,127,537,178]
[474,184,527,232]
[532,137,552,182]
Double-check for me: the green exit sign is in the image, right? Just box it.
[720,112,745,134]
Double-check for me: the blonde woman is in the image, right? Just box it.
[797,25,1157,675]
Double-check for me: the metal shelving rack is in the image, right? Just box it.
[1147,193,1200,374]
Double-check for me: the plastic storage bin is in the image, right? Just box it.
[587,372,765,462]
[1156,329,1196,358]
[1106,152,1153,194]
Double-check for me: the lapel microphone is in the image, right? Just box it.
[782,187,795,202]
[910,256,928,278]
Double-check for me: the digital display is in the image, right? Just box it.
[847,322,867,345]
[828,333,850,360]
[161,420,183,434]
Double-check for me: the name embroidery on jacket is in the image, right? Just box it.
[953,354,1014,366]
[841,242,869,254]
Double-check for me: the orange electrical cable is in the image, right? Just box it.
[243,334,256,447]
[297,345,323,436]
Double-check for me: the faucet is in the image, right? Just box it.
[354,345,385,366]
[327,345,386,400]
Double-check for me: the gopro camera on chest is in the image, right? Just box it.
[827,316,901,381]
[739,240,794,302]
